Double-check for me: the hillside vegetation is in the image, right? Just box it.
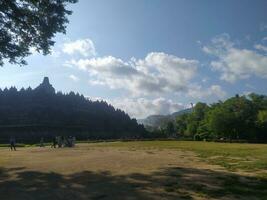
[155,94,267,143]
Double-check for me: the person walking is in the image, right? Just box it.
[51,137,57,148]
[58,136,62,148]
[10,137,16,151]
[40,137,44,147]
[72,136,76,147]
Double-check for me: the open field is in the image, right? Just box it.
[0,141,267,200]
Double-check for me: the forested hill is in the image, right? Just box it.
[0,77,146,142]
[158,94,267,143]
[138,108,192,128]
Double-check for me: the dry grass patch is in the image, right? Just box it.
[0,141,266,200]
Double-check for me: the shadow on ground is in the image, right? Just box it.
[0,166,266,200]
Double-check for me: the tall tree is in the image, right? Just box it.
[185,102,208,136]
[165,121,175,137]
[0,0,77,66]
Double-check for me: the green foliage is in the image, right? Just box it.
[173,94,267,142]
[193,134,201,141]
[175,114,188,135]
[165,121,175,137]
[0,0,77,66]
[257,110,267,124]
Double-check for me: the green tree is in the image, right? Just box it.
[256,110,267,141]
[207,95,257,139]
[197,121,212,140]
[185,102,208,137]
[165,121,175,137]
[257,110,267,123]
[153,93,267,142]
[0,0,77,66]
[249,93,267,110]
[175,114,188,136]
[207,106,235,139]
[193,102,209,121]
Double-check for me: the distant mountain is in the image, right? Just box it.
[170,108,192,119]
[137,108,192,128]
[0,77,146,142]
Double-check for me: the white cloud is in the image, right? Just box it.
[187,84,226,99]
[254,44,267,52]
[107,97,187,119]
[63,39,96,57]
[69,74,80,82]
[62,38,230,118]
[68,52,198,96]
[203,34,267,83]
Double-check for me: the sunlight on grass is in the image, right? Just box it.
[91,141,267,172]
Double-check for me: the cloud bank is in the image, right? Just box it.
[68,52,200,96]
[61,37,232,118]
[91,97,186,119]
[203,34,267,83]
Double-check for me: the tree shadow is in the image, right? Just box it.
[0,166,266,200]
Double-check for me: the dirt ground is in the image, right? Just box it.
[0,143,266,200]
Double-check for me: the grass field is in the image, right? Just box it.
[0,141,267,200]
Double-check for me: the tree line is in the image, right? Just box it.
[157,93,267,142]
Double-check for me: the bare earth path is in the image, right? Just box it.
[0,142,266,200]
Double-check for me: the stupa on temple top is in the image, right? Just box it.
[35,77,55,94]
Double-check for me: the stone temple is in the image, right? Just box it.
[35,77,55,94]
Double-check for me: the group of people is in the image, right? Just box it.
[9,136,76,150]
[51,136,76,148]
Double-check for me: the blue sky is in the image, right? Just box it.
[1,0,267,118]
